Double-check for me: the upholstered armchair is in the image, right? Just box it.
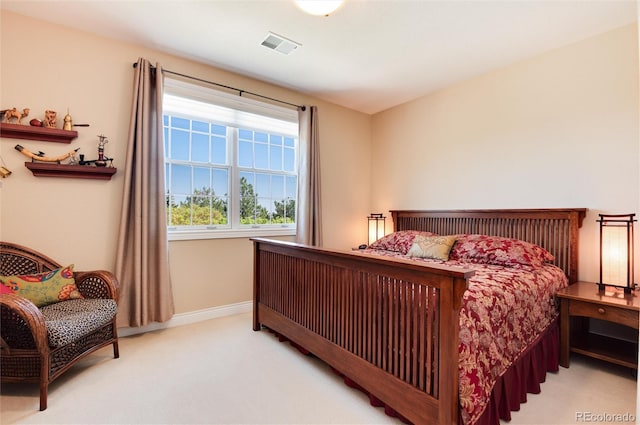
[0,242,120,410]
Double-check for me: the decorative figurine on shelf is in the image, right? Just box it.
[1,108,30,124]
[68,150,78,165]
[43,110,57,128]
[75,135,114,167]
[96,134,108,167]
[0,156,11,178]
[14,144,80,164]
[63,111,73,131]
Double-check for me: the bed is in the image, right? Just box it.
[252,208,586,425]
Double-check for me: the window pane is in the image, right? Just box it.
[256,173,272,225]
[272,175,284,199]
[168,194,189,226]
[286,176,297,198]
[170,164,191,195]
[171,116,189,129]
[212,169,228,196]
[270,145,282,171]
[256,173,270,198]
[284,147,294,172]
[283,200,295,222]
[193,167,210,192]
[240,171,254,187]
[239,129,253,140]
[211,198,228,225]
[212,124,226,136]
[191,196,211,225]
[240,172,256,224]
[270,134,282,146]
[255,143,268,169]
[258,198,272,224]
[212,168,228,225]
[163,127,169,158]
[239,141,253,167]
[192,133,209,162]
[172,194,188,205]
[170,129,189,160]
[211,135,226,165]
[255,132,268,143]
[192,120,209,132]
[164,163,169,193]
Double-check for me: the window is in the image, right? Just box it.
[163,78,299,240]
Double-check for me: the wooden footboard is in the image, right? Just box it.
[253,239,473,425]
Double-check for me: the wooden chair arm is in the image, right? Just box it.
[74,270,119,302]
[0,293,50,353]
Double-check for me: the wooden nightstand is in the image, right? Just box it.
[557,282,640,369]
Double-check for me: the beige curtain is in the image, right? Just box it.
[296,106,322,246]
[115,58,174,328]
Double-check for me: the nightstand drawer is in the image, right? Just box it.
[569,300,639,329]
[558,282,640,369]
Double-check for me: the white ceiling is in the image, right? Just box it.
[1,1,637,114]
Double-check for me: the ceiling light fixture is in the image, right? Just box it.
[295,0,344,16]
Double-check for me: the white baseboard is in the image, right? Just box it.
[118,301,253,337]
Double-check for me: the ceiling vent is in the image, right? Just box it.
[261,32,301,55]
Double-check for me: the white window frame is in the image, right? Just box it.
[163,78,299,241]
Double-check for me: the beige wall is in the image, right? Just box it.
[371,24,640,283]
[0,11,372,315]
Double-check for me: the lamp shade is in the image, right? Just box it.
[368,213,385,245]
[295,0,344,16]
[598,213,636,293]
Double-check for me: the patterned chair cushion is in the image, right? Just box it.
[40,299,117,348]
[0,265,83,307]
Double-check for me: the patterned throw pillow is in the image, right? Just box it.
[0,265,83,307]
[0,283,14,294]
[368,230,438,254]
[407,235,457,260]
[449,234,554,267]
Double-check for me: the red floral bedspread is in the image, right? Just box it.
[363,249,568,425]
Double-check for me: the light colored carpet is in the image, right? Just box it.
[0,312,636,425]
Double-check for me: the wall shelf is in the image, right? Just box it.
[25,162,117,180]
[0,122,78,143]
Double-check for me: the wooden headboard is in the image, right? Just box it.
[391,208,587,283]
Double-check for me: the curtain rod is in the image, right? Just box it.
[133,62,305,111]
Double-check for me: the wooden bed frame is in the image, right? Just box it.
[252,208,586,425]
